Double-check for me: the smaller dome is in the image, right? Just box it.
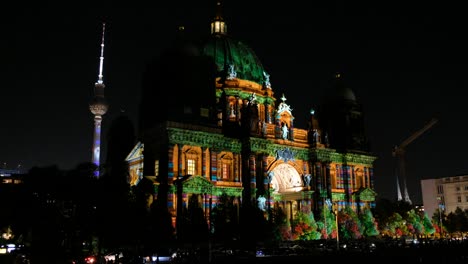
[330,73,357,102]
[161,26,201,59]
[336,85,356,102]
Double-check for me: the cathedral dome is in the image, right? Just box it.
[202,34,266,85]
[200,1,267,86]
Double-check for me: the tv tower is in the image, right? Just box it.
[89,23,108,177]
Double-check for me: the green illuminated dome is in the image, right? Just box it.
[202,1,266,85]
[203,35,266,85]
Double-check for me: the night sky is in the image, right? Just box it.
[4,1,468,204]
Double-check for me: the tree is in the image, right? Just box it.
[406,209,423,237]
[445,207,468,236]
[210,193,240,244]
[318,203,335,239]
[96,112,136,252]
[181,194,209,245]
[142,199,175,255]
[421,211,435,236]
[270,206,292,241]
[360,207,379,237]
[381,212,407,238]
[340,206,362,240]
[431,208,445,236]
[291,207,321,240]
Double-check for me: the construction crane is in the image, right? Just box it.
[392,118,438,204]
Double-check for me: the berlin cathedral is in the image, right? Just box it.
[125,1,377,229]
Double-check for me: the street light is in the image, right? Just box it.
[332,202,339,251]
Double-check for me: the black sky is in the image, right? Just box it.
[3,1,468,204]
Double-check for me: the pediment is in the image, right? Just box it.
[177,175,214,194]
[125,141,143,162]
[356,187,377,201]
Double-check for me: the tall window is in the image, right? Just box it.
[437,185,444,194]
[218,152,233,181]
[154,160,159,177]
[330,167,337,189]
[222,163,230,180]
[355,168,363,189]
[187,159,196,176]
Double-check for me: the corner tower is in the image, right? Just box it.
[89,23,109,177]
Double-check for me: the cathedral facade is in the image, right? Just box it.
[125,2,377,229]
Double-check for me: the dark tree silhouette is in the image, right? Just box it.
[210,193,240,245]
[19,163,100,263]
[96,112,137,252]
[142,199,175,255]
[186,194,209,244]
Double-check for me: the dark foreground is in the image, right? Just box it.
[1,240,467,263]
[212,241,468,264]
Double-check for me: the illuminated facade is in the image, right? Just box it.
[126,2,377,227]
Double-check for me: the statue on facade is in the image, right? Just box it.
[282,123,289,140]
[257,196,267,211]
[227,64,237,80]
[303,174,311,187]
[313,129,320,143]
[263,71,271,87]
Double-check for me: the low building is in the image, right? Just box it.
[421,175,468,218]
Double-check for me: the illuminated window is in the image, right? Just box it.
[187,159,196,176]
[354,169,364,189]
[211,21,227,34]
[182,147,201,176]
[154,160,159,177]
[330,167,337,189]
[222,163,230,180]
